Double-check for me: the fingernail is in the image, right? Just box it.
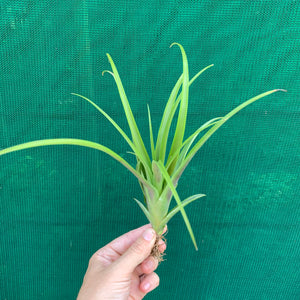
[143,228,155,241]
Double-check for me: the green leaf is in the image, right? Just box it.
[165,117,222,172]
[156,160,198,250]
[160,194,206,226]
[172,89,287,186]
[188,64,214,87]
[147,104,155,160]
[71,92,153,181]
[155,74,183,162]
[185,89,286,164]
[134,198,152,223]
[156,63,214,167]
[105,54,151,168]
[167,43,189,174]
[175,117,222,169]
[0,138,158,198]
[152,160,164,192]
[172,64,214,113]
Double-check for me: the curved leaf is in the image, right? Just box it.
[166,63,214,169]
[71,93,153,181]
[0,138,157,197]
[167,43,189,174]
[105,54,151,168]
[172,89,287,186]
[165,117,222,172]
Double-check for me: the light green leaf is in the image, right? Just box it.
[147,104,155,160]
[134,198,152,223]
[167,43,189,174]
[155,74,183,162]
[160,194,206,226]
[172,89,287,186]
[175,117,222,169]
[0,138,158,197]
[105,54,151,167]
[157,160,198,250]
[185,89,286,164]
[71,92,153,181]
[172,64,214,112]
[165,117,222,172]
[152,160,164,192]
[156,63,214,166]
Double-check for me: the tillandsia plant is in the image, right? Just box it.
[0,43,285,260]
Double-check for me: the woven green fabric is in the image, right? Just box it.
[0,1,299,299]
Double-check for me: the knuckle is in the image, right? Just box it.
[89,249,111,268]
[145,257,157,272]
[131,239,148,255]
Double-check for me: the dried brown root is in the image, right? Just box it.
[151,232,167,264]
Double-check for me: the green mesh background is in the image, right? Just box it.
[0,1,299,299]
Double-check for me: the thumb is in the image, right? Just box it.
[114,228,156,273]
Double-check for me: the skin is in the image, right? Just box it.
[77,224,167,300]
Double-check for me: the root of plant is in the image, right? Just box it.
[151,232,167,264]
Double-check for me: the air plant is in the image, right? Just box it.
[0,43,285,259]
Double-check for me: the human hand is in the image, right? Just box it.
[77,224,167,300]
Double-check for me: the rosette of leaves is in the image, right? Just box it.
[0,43,285,254]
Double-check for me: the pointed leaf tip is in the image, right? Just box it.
[102,70,114,77]
[170,42,180,48]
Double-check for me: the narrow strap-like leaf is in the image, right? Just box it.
[105,54,151,168]
[71,93,153,181]
[184,89,286,165]
[160,194,206,226]
[155,74,183,162]
[165,118,222,172]
[0,138,158,197]
[134,198,152,224]
[157,160,198,250]
[147,104,155,160]
[157,64,214,166]
[175,117,222,169]
[165,64,214,169]
[172,64,214,114]
[167,43,189,174]
[172,89,287,185]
